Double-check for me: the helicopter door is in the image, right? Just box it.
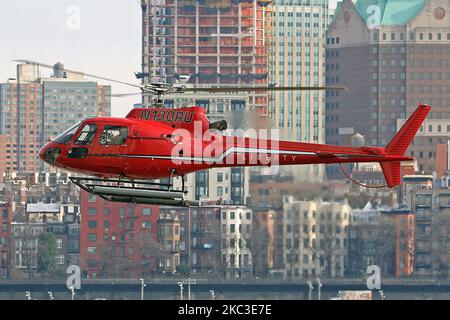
[97,125,130,175]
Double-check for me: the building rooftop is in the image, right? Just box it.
[26,202,60,213]
[403,175,434,180]
[380,208,412,215]
[355,0,425,26]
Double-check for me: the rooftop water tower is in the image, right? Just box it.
[351,132,365,147]
[53,62,65,78]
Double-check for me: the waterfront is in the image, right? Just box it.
[1,280,450,300]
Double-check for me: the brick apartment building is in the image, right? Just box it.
[0,63,111,174]
[0,172,80,278]
[409,188,450,278]
[159,206,223,276]
[79,190,160,279]
[348,202,414,278]
[0,171,79,219]
[326,0,450,179]
[381,208,415,277]
[159,205,256,279]
[157,212,181,273]
[0,202,12,277]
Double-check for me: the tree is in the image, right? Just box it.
[13,224,38,279]
[250,223,270,278]
[139,233,160,277]
[97,243,116,278]
[347,221,396,278]
[37,232,58,275]
[176,265,190,276]
[320,227,338,278]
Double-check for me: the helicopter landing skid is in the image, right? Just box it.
[69,177,200,207]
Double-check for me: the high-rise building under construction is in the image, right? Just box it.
[141,0,272,204]
[141,0,272,114]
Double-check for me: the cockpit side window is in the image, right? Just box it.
[52,121,82,144]
[74,124,97,145]
[99,126,128,145]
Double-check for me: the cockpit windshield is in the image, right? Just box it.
[52,121,82,144]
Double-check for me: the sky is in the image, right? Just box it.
[0,0,340,117]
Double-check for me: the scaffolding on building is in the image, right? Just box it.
[143,0,273,115]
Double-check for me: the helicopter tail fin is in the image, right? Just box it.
[379,104,431,187]
[379,162,402,188]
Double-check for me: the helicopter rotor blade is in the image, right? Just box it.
[110,85,349,98]
[182,86,349,93]
[14,61,349,96]
[14,59,144,90]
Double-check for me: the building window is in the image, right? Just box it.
[55,255,65,265]
[88,233,97,242]
[87,247,96,255]
[56,239,63,249]
[87,208,97,216]
[88,220,97,228]
[142,221,151,229]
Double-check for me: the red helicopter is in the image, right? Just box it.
[22,61,430,207]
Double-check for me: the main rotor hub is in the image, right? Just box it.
[142,82,186,108]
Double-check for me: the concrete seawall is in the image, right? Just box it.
[1,279,450,300]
